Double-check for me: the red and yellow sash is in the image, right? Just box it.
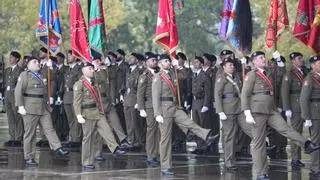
[82,80,103,112]
[160,72,177,97]
[292,69,304,83]
[312,74,320,86]
[256,71,274,94]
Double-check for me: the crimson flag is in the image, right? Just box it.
[154,0,179,58]
[69,0,92,62]
[265,0,289,49]
[293,0,320,54]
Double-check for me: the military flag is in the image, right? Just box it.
[219,0,252,54]
[88,0,107,58]
[265,0,289,49]
[36,0,62,55]
[70,0,92,62]
[293,0,320,54]
[154,0,179,58]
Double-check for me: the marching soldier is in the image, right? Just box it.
[15,57,69,166]
[92,57,129,161]
[4,51,24,146]
[152,54,219,175]
[300,55,320,178]
[123,53,144,148]
[137,52,160,166]
[281,52,306,168]
[63,51,83,147]
[241,51,320,180]
[215,57,252,171]
[73,62,126,169]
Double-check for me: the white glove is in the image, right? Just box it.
[240,57,247,64]
[244,110,256,124]
[18,106,27,115]
[134,104,138,109]
[55,97,63,105]
[49,97,54,105]
[272,51,281,59]
[76,114,86,124]
[304,120,312,128]
[115,98,119,104]
[0,93,3,101]
[172,60,179,67]
[104,57,111,66]
[218,112,227,120]
[47,60,53,69]
[120,95,124,103]
[156,115,164,123]
[285,110,292,119]
[184,101,190,110]
[201,106,209,113]
[277,107,283,113]
[277,60,285,67]
[139,109,147,117]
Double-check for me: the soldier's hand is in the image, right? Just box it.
[49,97,54,105]
[156,115,164,123]
[184,101,190,110]
[277,107,283,113]
[244,110,256,124]
[134,104,138,109]
[55,97,63,105]
[139,109,147,117]
[47,60,53,69]
[18,106,27,115]
[120,95,124,103]
[304,120,312,128]
[218,112,227,120]
[285,110,292,119]
[171,59,179,67]
[240,57,247,64]
[76,115,86,124]
[201,106,209,113]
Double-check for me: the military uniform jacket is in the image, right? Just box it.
[177,67,192,105]
[215,72,242,115]
[271,66,286,108]
[15,71,49,115]
[152,70,178,118]
[116,61,129,98]
[55,65,68,99]
[241,69,275,114]
[39,64,57,98]
[192,70,211,107]
[107,65,117,104]
[300,72,320,120]
[123,66,141,107]
[137,69,154,110]
[73,76,102,120]
[62,64,82,104]
[281,67,305,112]
[4,65,23,101]
[95,69,111,112]
[203,67,217,102]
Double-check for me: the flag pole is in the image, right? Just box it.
[45,0,51,104]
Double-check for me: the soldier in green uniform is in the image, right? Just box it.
[123,53,144,148]
[4,51,24,146]
[241,51,320,180]
[281,52,306,168]
[215,57,252,171]
[137,52,160,166]
[300,55,320,178]
[152,54,219,175]
[73,62,126,169]
[15,57,69,166]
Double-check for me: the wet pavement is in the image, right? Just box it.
[0,114,317,180]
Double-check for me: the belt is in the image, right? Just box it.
[252,91,272,95]
[100,92,107,97]
[193,96,203,100]
[81,104,97,109]
[289,90,300,94]
[23,93,44,98]
[311,98,320,102]
[222,93,238,99]
[65,87,73,92]
[160,97,173,101]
